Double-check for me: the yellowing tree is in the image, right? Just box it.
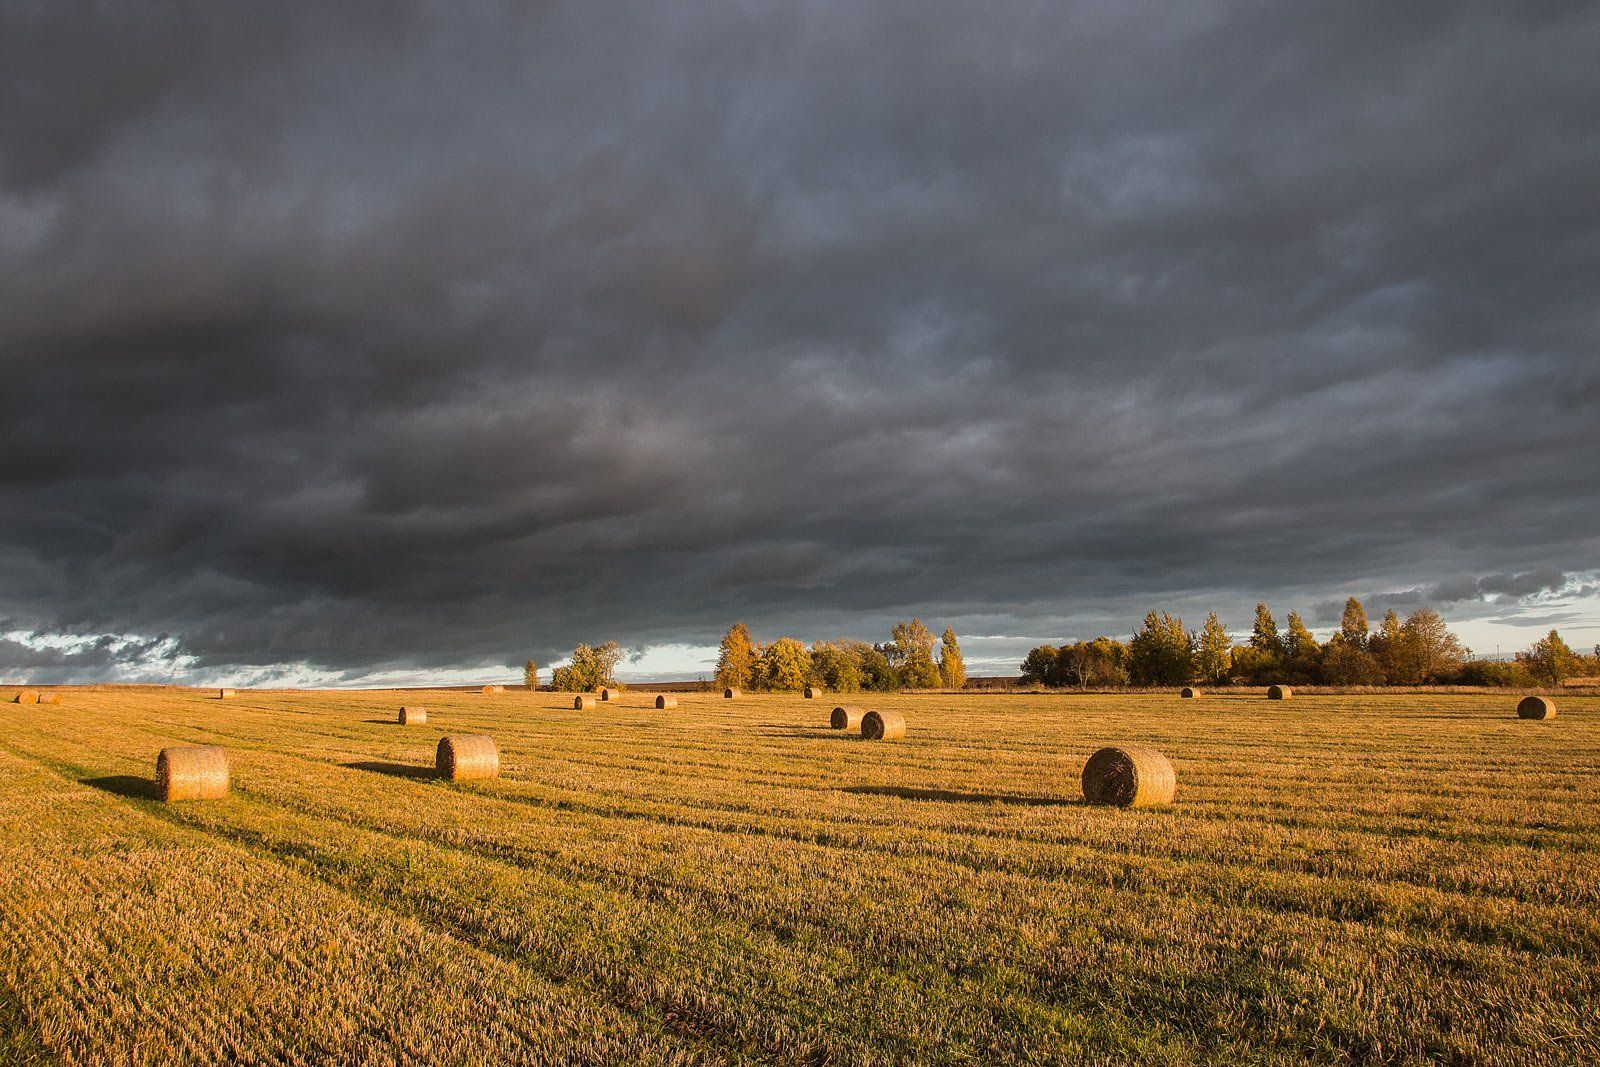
[756,637,810,691]
[938,628,966,689]
[890,619,941,689]
[1195,612,1231,684]
[716,623,757,690]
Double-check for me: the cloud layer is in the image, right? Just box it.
[3,3,1598,681]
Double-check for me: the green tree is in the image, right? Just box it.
[1128,611,1194,686]
[1398,608,1467,683]
[1250,603,1283,657]
[809,642,863,693]
[937,628,967,689]
[755,637,810,691]
[1339,597,1370,649]
[523,659,539,689]
[1020,645,1063,686]
[715,623,758,691]
[1369,609,1406,683]
[1520,629,1579,686]
[858,645,900,691]
[1283,611,1323,682]
[550,641,624,691]
[889,618,941,689]
[1195,612,1232,684]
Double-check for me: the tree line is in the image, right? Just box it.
[1020,599,1598,688]
[714,620,966,693]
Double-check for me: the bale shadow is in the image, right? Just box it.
[753,725,838,738]
[81,775,159,800]
[843,784,1076,807]
[342,760,435,780]
[361,718,400,724]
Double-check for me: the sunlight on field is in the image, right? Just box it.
[2,688,1597,1065]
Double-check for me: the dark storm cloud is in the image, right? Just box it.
[3,1,1599,680]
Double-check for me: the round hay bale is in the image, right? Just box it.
[481,684,504,695]
[1180,687,1200,699]
[1267,685,1292,700]
[1081,746,1175,808]
[12,690,38,705]
[437,735,499,781]
[36,692,61,704]
[397,706,427,725]
[599,687,617,701]
[217,688,235,699]
[574,694,597,710]
[804,685,822,699]
[156,745,230,802]
[830,704,864,730]
[655,695,678,709]
[723,687,741,699]
[860,709,906,741]
[1517,695,1556,720]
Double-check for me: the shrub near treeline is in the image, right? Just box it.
[1020,598,1599,688]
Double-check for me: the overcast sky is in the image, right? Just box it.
[2,2,1597,685]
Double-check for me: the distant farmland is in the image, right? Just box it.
[2,688,1597,1065]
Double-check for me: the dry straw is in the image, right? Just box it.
[12,690,38,705]
[398,706,427,725]
[574,694,597,710]
[1180,687,1200,699]
[600,687,617,701]
[217,688,235,699]
[1517,695,1556,720]
[805,686,822,699]
[437,735,499,781]
[481,684,504,695]
[830,705,864,730]
[157,745,230,802]
[1267,685,1292,700]
[655,695,678,709]
[724,687,741,699]
[861,709,906,740]
[1081,746,1176,808]
[37,692,61,704]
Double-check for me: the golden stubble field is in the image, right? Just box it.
[1,687,1596,1066]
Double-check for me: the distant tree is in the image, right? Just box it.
[890,619,941,689]
[1020,645,1063,686]
[1282,612,1323,682]
[550,641,624,691]
[1397,608,1467,684]
[1069,637,1130,687]
[1128,611,1194,686]
[1195,613,1232,685]
[523,659,539,689]
[858,645,900,691]
[809,641,863,693]
[1458,659,1533,687]
[937,628,967,689]
[755,637,810,691]
[1250,603,1283,657]
[1370,609,1406,683]
[1321,634,1379,685]
[715,623,758,691]
[1339,597,1370,650]
[1520,629,1579,686]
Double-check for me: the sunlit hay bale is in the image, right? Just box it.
[12,690,39,705]
[723,687,741,699]
[398,706,427,725]
[655,695,678,709]
[574,694,597,710]
[217,688,235,699]
[436,735,499,781]
[830,705,864,730]
[37,692,61,704]
[861,709,906,741]
[1180,687,1200,699]
[805,685,823,699]
[481,684,504,695]
[1081,746,1176,808]
[157,745,230,802]
[1267,685,1292,700]
[1517,695,1556,720]
[600,687,617,701]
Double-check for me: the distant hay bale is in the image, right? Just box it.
[574,694,597,710]
[805,685,822,699]
[1180,687,1200,699]
[600,687,617,701]
[217,688,235,699]
[1267,685,1292,700]
[1081,746,1176,808]
[436,735,499,781]
[655,695,678,709]
[830,705,864,730]
[724,687,741,699]
[156,745,230,802]
[37,692,61,704]
[481,684,504,695]
[398,706,427,725]
[12,690,38,705]
[1517,695,1556,720]
[861,709,906,741]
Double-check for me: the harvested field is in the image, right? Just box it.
[1,688,1597,1065]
